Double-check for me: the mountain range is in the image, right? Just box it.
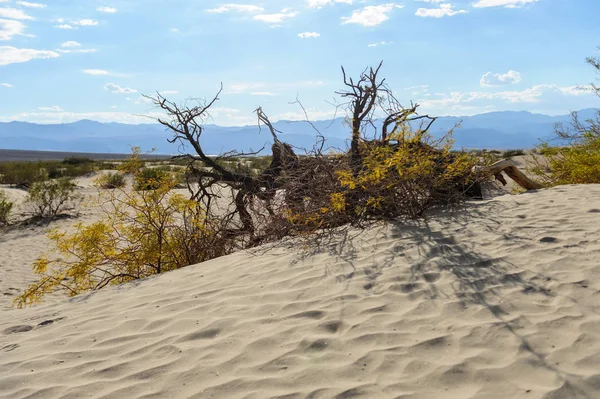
[0,109,596,156]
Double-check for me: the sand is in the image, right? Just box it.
[1,183,600,398]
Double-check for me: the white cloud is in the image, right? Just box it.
[415,3,467,18]
[105,83,137,94]
[558,85,590,96]
[37,105,63,111]
[276,107,338,122]
[480,70,521,86]
[58,41,96,53]
[133,96,152,104]
[473,0,538,8]
[418,84,594,115]
[225,82,265,94]
[298,31,320,38]
[206,107,255,126]
[405,84,429,95]
[341,4,403,27]
[16,1,46,8]
[57,48,97,54]
[306,0,352,8]
[97,6,117,13]
[253,11,297,25]
[55,19,98,28]
[61,41,81,48]
[206,4,264,13]
[368,41,393,47]
[83,69,109,75]
[0,18,27,40]
[158,90,179,95]
[73,19,98,26]
[0,7,34,20]
[0,46,58,65]
[0,82,13,87]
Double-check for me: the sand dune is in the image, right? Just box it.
[1,185,600,398]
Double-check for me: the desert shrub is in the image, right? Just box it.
[332,131,481,219]
[14,161,229,307]
[134,167,172,190]
[502,149,525,158]
[247,156,273,171]
[0,190,13,225]
[0,161,48,187]
[154,165,182,173]
[62,156,94,166]
[531,117,600,185]
[95,161,121,170]
[52,163,96,179]
[0,159,98,186]
[25,177,81,218]
[97,171,126,189]
[279,129,485,238]
[530,50,600,186]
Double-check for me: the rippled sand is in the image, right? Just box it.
[1,184,600,398]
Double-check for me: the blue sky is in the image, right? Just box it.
[0,0,599,125]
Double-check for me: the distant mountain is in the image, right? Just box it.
[0,109,595,155]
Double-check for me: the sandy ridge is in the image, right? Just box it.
[0,185,599,398]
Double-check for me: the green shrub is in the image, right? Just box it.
[153,165,180,173]
[0,190,13,225]
[97,172,126,189]
[531,51,600,185]
[25,178,81,218]
[95,161,121,170]
[62,156,94,166]
[134,168,171,191]
[532,129,600,185]
[15,159,228,307]
[0,162,48,187]
[0,159,98,187]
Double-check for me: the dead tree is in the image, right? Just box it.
[335,61,439,173]
[147,62,500,248]
[336,61,385,176]
[146,89,302,244]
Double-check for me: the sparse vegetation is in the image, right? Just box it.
[0,159,97,187]
[25,177,81,219]
[0,161,49,187]
[134,167,172,191]
[0,190,13,226]
[22,60,585,307]
[14,155,229,308]
[97,171,126,189]
[62,156,94,166]
[531,51,600,186]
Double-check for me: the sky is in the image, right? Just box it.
[0,0,599,125]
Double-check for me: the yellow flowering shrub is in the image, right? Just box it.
[531,127,600,186]
[14,152,227,308]
[334,130,480,218]
[283,128,482,233]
